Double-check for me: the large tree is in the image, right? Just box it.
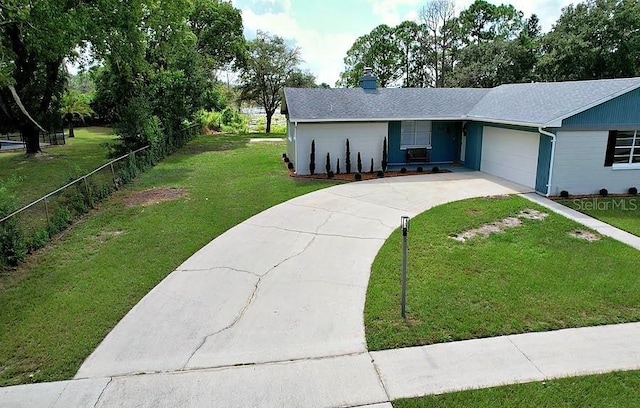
[0,1,105,153]
[338,22,434,88]
[239,31,303,133]
[419,0,457,87]
[450,12,541,87]
[538,0,640,81]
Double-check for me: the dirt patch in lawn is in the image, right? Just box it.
[125,188,187,208]
[451,209,549,242]
[569,230,601,242]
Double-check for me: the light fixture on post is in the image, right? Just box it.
[401,216,410,319]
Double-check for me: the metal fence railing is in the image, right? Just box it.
[0,146,150,242]
[1,129,66,147]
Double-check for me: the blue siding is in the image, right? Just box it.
[563,88,640,127]
[430,121,462,163]
[388,122,403,163]
[535,133,553,193]
[464,122,483,170]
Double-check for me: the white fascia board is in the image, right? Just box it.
[545,82,640,126]
[289,115,546,129]
[288,117,465,123]
[467,116,544,129]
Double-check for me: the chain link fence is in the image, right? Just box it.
[0,146,150,267]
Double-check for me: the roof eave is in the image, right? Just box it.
[545,81,640,127]
[287,116,468,123]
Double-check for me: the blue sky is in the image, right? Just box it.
[231,0,576,86]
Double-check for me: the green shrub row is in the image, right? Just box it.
[195,107,248,134]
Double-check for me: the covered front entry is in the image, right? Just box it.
[387,121,462,165]
[481,126,540,189]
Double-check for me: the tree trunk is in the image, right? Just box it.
[69,118,75,138]
[23,123,41,154]
[265,111,273,134]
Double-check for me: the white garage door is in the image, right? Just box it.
[481,126,539,189]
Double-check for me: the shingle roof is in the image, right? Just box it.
[468,77,640,127]
[283,87,490,121]
[284,77,640,128]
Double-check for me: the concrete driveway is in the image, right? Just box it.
[75,172,529,376]
[5,171,640,407]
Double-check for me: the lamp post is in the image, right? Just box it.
[401,216,410,319]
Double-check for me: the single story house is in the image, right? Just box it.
[282,70,640,196]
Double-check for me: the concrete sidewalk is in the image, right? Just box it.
[522,192,640,250]
[3,322,640,407]
[2,172,640,407]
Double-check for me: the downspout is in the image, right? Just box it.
[538,127,556,197]
[294,121,298,174]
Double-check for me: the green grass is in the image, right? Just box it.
[394,370,640,407]
[560,197,640,236]
[0,127,118,208]
[365,195,640,351]
[0,133,336,386]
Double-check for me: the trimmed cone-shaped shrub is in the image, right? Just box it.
[382,137,388,172]
[326,152,331,174]
[370,158,374,173]
[336,158,341,174]
[357,152,362,173]
[346,139,351,174]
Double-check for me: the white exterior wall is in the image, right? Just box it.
[294,122,388,175]
[286,120,295,161]
[551,130,640,195]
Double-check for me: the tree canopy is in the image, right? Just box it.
[239,31,312,133]
[338,0,640,89]
[0,0,246,154]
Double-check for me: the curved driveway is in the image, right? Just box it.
[77,172,530,379]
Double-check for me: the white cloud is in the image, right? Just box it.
[240,8,356,86]
[367,0,421,26]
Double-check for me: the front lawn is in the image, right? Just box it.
[560,197,640,237]
[395,370,640,408]
[365,196,640,351]
[0,133,336,386]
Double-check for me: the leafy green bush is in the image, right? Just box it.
[0,187,26,268]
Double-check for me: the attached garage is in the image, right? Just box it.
[481,126,540,189]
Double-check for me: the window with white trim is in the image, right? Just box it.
[401,121,431,148]
[605,130,640,168]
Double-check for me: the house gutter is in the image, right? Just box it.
[538,127,556,197]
